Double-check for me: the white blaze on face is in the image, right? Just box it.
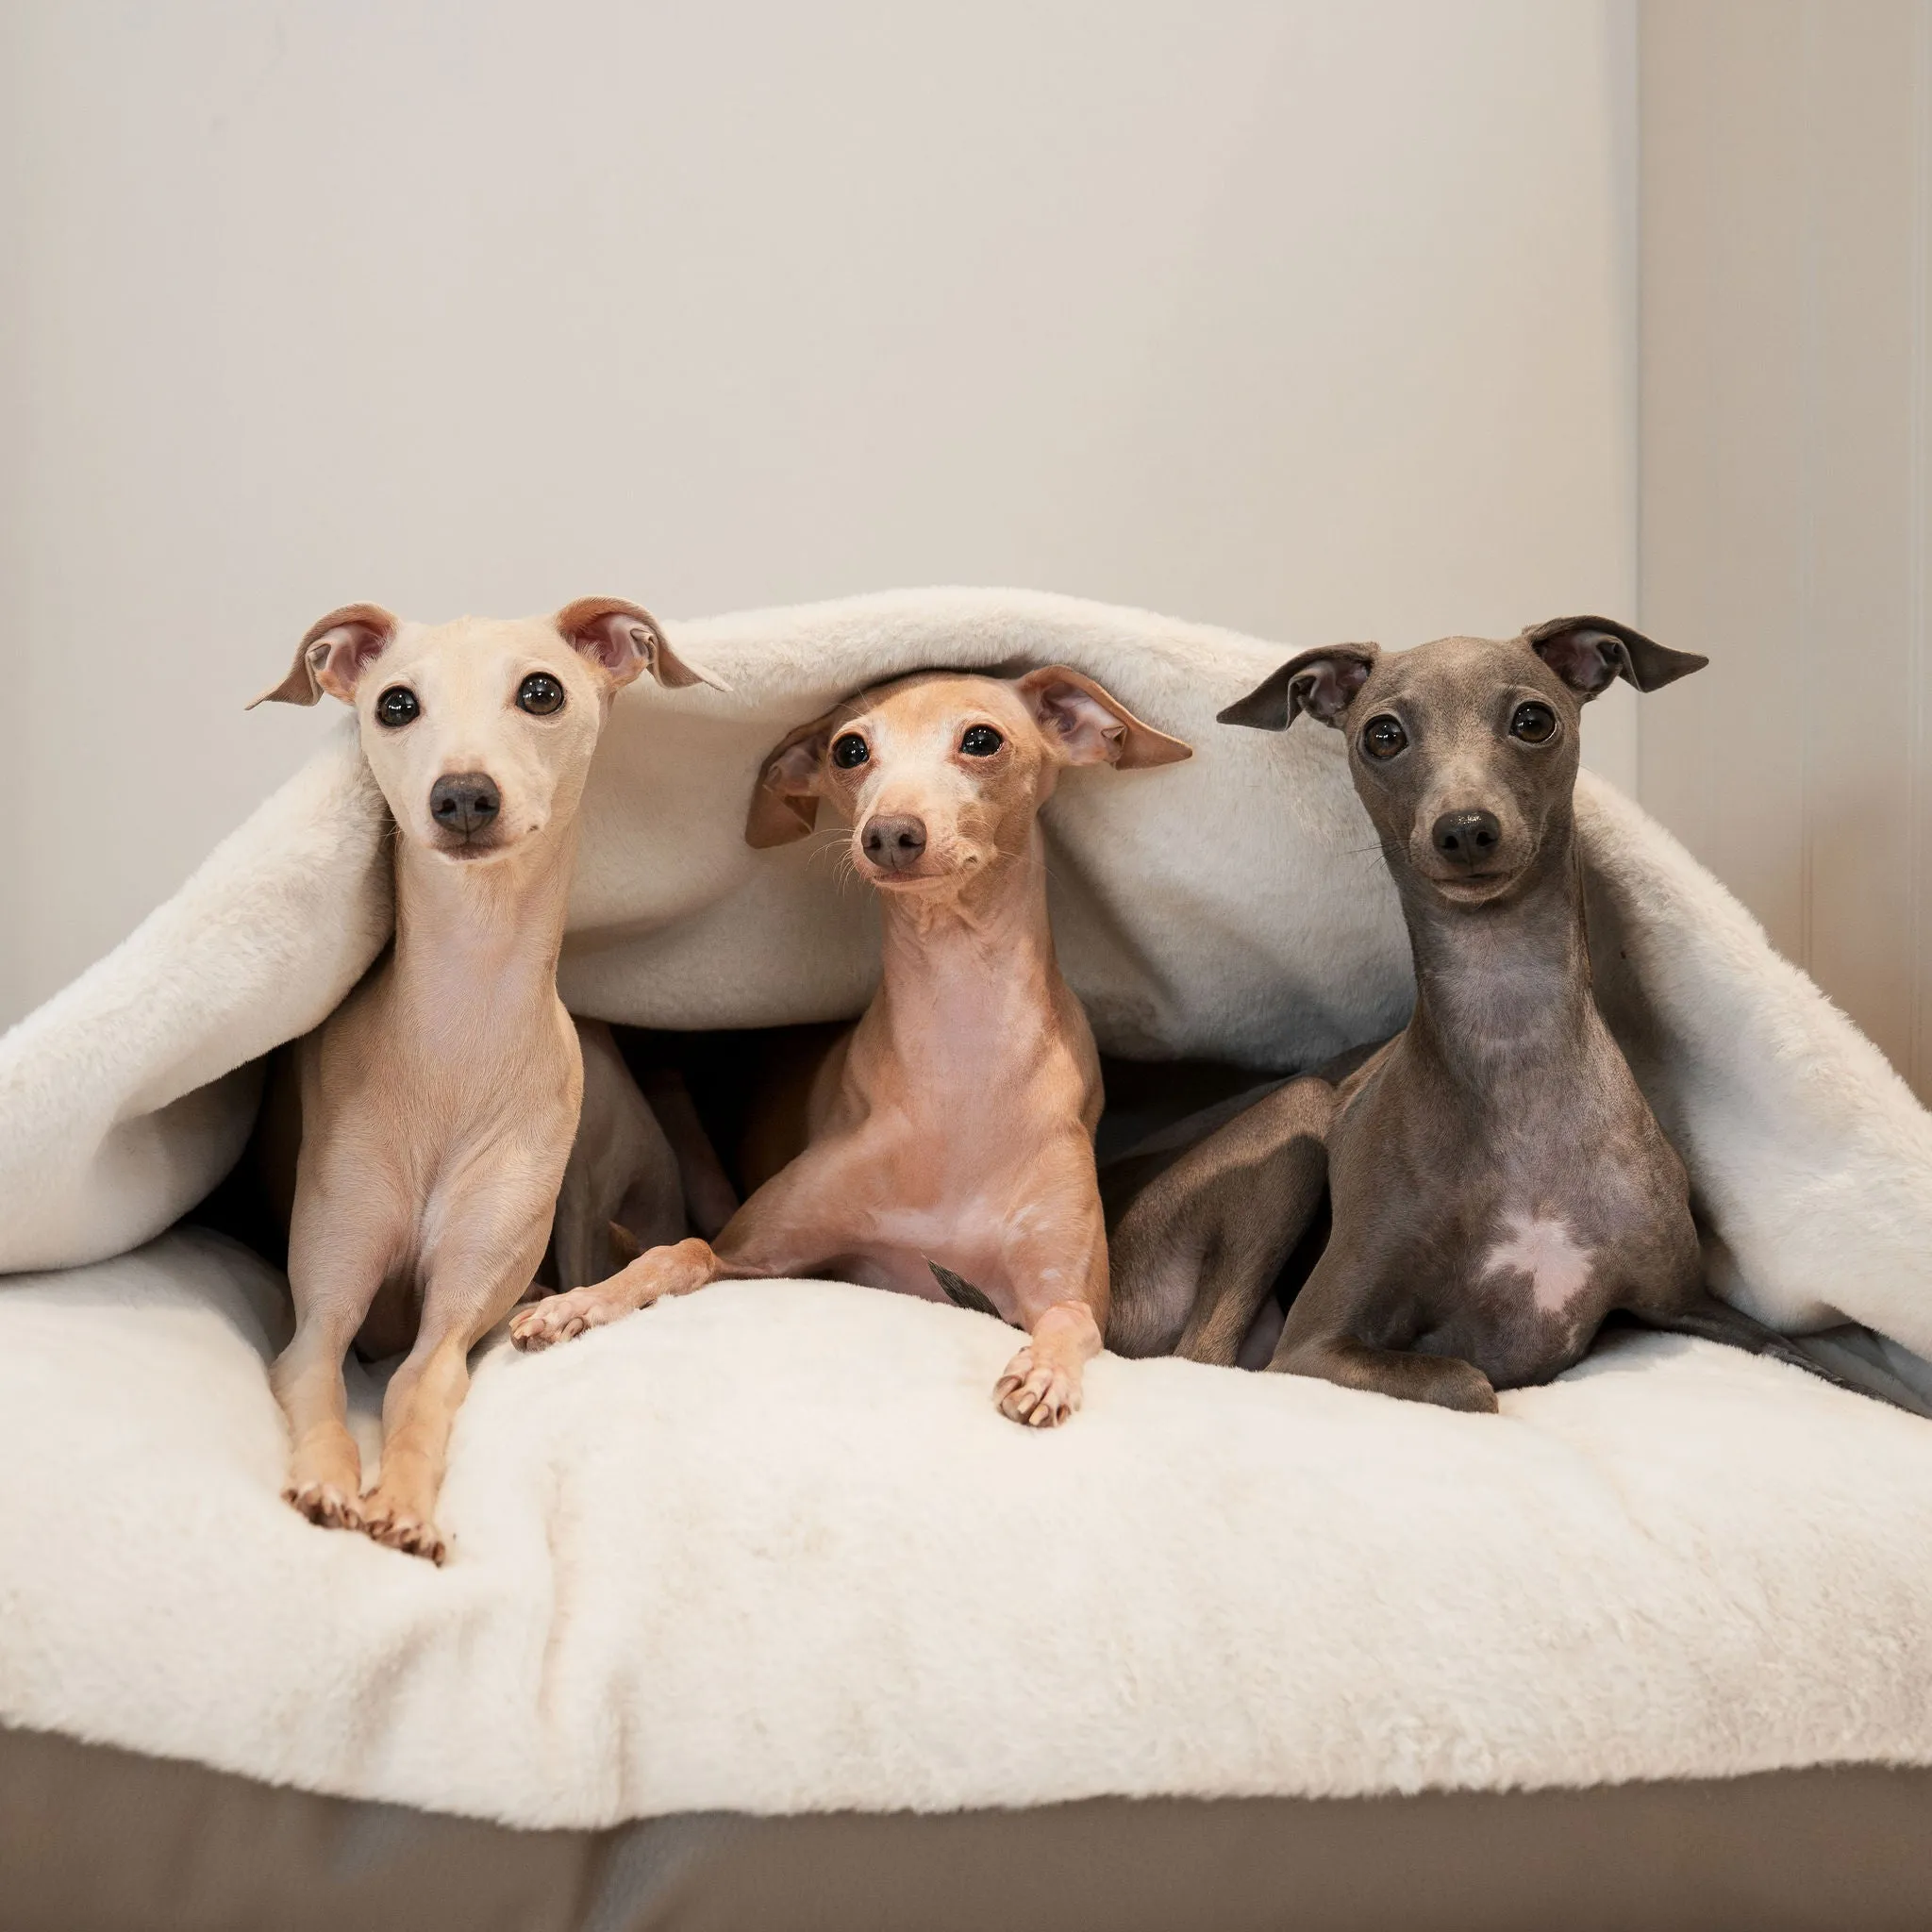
[1481,1212,1594,1315]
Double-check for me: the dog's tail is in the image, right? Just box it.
[1626,1295,1869,1399]
[926,1259,1016,1325]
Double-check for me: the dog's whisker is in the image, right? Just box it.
[1010,847,1067,893]
[798,826,868,896]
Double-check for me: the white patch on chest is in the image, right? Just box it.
[1480,1213,1594,1315]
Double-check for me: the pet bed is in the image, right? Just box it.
[4,590,1932,1926]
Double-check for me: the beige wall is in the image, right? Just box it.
[1640,0,1932,1099]
[0,3,1641,1031]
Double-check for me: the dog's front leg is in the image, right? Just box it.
[509,1139,877,1353]
[274,1323,371,1532]
[360,1163,558,1563]
[993,1300,1105,1428]
[994,1154,1110,1428]
[274,1209,400,1533]
[1266,1241,1500,1414]
[508,1235,726,1352]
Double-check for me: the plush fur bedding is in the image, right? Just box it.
[2,588,1932,1825]
[5,1225,1932,1829]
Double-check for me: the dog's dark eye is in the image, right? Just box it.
[375,686,419,729]
[832,733,871,769]
[1361,714,1407,760]
[960,725,1004,757]
[518,674,566,716]
[1510,702,1557,743]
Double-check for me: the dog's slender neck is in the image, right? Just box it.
[868,821,1063,1065]
[389,819,578,1039]
[1398,808,1593,1078]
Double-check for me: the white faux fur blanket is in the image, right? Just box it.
[3,588,1932,1824]
[5,1227,1932,1827]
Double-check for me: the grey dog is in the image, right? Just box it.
[1108,616,1839,1411]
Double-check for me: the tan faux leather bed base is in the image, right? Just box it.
[4,1725,1930,1932]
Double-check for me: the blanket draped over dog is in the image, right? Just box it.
[3,589,1932,1827]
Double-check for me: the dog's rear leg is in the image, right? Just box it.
[549,1020,687,1289]
[639,1066,741,1240]
[1108,1076,1333,1364]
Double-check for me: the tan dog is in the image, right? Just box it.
[251,598,719,1558]
[510,669,1191,1424]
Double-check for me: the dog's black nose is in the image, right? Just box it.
[1431,808,1501,871]
[859,814,927,873]
[429,772,501,836]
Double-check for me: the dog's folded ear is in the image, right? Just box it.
[1014,667,1192,769]
[745,713,839,847]
[1218,644,1379,730]
[1525,616,1707,698]
[248,604,399,708]
[554,598,729,693]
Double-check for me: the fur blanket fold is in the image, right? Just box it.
[3,588,1929,1351]
[3,587,1932,1827]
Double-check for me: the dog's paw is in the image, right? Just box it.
[508,1287,624,1353]
[994,1345,1082,1428]
[283,1480,364,1532]
[359,1498,447,1566]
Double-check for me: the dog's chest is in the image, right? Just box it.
[1353,1032,1688,1371]
[1457,1101,1673,1302]
[1400,1191,1609,1388]
[1474,1209,1597,1315]
[847,1171,1082,1309]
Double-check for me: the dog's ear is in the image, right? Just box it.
[745,713,839,848]
[1014,667,1192,769]
[554,597,728,693]
[1218,644,1378,730]
[1526,616,1707,699]
[248,604,399,708]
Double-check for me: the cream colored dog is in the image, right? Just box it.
[251,598,718,1560]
